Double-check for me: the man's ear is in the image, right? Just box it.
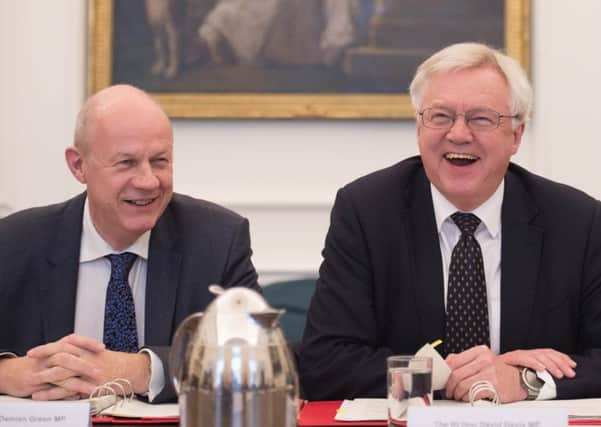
[65,146,87,184]
[510,122,525,155]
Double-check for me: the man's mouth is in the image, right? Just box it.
[445,153,479,166]
[124,197,158,206]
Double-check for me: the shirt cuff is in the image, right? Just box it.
[139,349,165,402]
[0,352,17,358]
[535,369,557,400]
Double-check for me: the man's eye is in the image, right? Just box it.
[470,116,495,126]
[152,158,169,166]
[118,159,135,166]
[430,111,452,122]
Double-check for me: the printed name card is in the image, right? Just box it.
[407,406,567,427]
[0,401,89,427]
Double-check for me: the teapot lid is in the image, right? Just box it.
[202,287,282,346]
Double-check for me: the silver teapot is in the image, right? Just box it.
[170,286,299,427]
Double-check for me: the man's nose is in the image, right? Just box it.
[132,162,160,188]
[446,115,474,143]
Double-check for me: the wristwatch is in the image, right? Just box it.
[520,367,544,400]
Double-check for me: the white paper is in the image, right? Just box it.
[415,343,451,390]
[0,397,89,427]
[333,397,601,422]
[335,398,388,421]
[0,395,179,420]
[98,398,178,418]
[408,406,567,427]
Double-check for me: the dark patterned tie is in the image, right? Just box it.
[443,212,490,356]
[103,252,138,352]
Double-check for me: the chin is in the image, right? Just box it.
[123,217,160,236]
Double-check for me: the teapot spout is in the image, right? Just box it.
[248,309,284,329]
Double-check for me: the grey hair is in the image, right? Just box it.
[409,42,532,126]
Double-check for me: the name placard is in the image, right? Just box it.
[0,401,89,427]
[407,406,567,427]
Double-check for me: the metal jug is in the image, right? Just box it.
[170,286,299,427]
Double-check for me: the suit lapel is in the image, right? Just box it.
[407,169,446,343]
[500,169,543,352]
[43,194,86,342]
[145,204,182,345]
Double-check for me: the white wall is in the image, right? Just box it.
[1,1,600,284]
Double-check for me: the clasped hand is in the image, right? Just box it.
[0,334,150,400]
[444,345,577,403]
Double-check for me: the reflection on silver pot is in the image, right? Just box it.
[170,287,299,427]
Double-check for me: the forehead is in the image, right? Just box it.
[88,97,173,155]
[421,67,510,111]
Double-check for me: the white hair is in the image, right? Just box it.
[409,42,533,126]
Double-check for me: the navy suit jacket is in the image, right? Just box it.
[299,156,601,400]
[0,192,259,401]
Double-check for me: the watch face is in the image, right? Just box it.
[524,369,544,390]
[521,368,543,400]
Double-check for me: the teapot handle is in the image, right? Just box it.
[168,312,203,394]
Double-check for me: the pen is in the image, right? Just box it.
[431,339,443,348]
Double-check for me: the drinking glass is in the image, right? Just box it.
[387,355,432,427]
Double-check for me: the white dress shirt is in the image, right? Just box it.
[430,181,555,399]
[73,199,164,400]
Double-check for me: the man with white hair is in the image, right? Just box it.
[299,42,601,402]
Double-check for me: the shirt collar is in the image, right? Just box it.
[431,180,504,238]
[79,197,150,262]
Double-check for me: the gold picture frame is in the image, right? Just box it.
[88,0,530,119]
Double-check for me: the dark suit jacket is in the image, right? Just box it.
[0,192,259,402]
[299,156,601,400]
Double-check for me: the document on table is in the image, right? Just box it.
[334,398,601,422]
[94,397,178,418]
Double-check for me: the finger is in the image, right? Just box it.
[32,366,77,384]
[501,349,577,372]
[538,351,576,378]
[451,377,472,401]
[56,376,97,396]
[545,350,577,374]
[533,353,564,378]
[445,347,493,397]
[445,345,488,369]
[44,352,101,378]
[27,341,85,359]
[28,336,104,359]
[504,350,576,378]
[32,365,98,386]
[445,358,480,398]
[60,334,105,353]
[540,348,578,368]
[23,382,54,396]
[501,351,546,371]
[32,386,81,401]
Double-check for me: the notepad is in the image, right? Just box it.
[93,397,178,418]
[87,380,179,421]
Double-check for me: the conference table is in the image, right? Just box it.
[90,398,601,426]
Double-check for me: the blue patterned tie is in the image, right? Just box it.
[443,213,490,356]
[103,252,138,352]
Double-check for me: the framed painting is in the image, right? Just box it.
[88,0,530,119]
